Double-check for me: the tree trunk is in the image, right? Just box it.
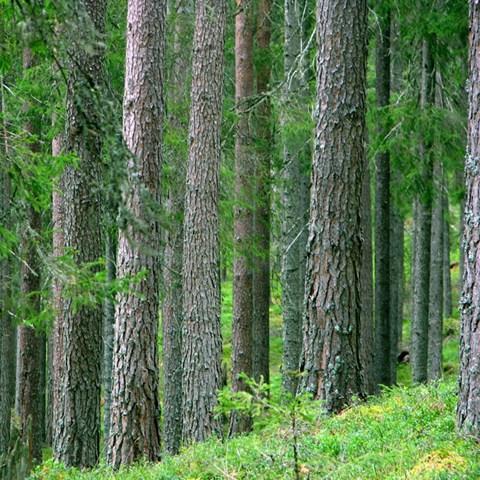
[107,0,165,466]
[428,161,444,381]
[280,0,309,398]
[54,0,106,467]
[443,192,453,318]
[230,0,255,436]
[411,39,434,384]
[374,3,392,388]
[162,0,191,455]
[0,79,16,461]
[299,0,369,413]
[457,0,480,440]
[252,0,271,386]
[181,0,226,444]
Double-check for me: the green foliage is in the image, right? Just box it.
[31,379,480,479]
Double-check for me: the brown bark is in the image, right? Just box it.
[299,0,369,412]
[54,0,106,467]
[181,0,226,443]
[107,0,165,466]
[252,0,271,386]
[230,0,255,435]
[457,0,480,439]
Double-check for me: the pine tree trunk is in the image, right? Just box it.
[411,39,434,384]
[457,0,480,440]
[0,81,16,461]
[252,0,271,386]
[181,0,226,443]
[428,161,444,381]
[107,0,165,466]
[299,0,369,412]
[280,0,309,397]
[374,3,392,388]
[54,0,106,467]
[443,193,453,318]
[230,0,255,435]
[162,0,191,455]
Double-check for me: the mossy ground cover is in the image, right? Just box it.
[32,277,480,479]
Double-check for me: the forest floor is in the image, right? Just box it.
[31,280,480,479]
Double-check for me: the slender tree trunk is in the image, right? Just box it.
[107,0,165,466]
[181,0,226,443]
[0,79,16,461]
[162,0,191,455]
[230,0,255,435]
[428,160,444,381]
[299,0,369,413]
[374,3,392,388]
[443,192,453,318]
[360,144,375,396]
[411,38,434,384]
[54,0,106,467]
[457,0,480,439]
[252,0,271,386]
[281,0,308,397]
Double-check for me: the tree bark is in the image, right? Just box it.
[230,0,255,435]
[457,0,480,440]
[428,161,444,381]
[252,0,272,386]
[181,0,226,444]
[299,0,369,413]
[411,39,434,384]
[54,0,106,467]
[280,0,309,398]
[162,0,191,455]
[374,3,392,388]
[107,0,165,466]
[0,79,16,461]
[443,192,453,318]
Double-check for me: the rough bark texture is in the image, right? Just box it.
[299,0,369,412]
[0,82,16,461]
[50,134,64,456]
[411,39,434,384]
[374,4,392,388]
[107,0,165,467]
[252,0,271,386]
[54,0,106,467]
[162,0,191,455]
[281,0,309,397]
[428,161,444,381]
[181,0,226,444]
[457,0,480,439]
[230,0,254,435]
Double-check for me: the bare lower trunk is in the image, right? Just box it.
[443,194,452,318]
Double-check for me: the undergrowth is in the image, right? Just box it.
[32,379,479,479]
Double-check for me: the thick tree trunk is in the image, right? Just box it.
[230,0,255,435]
[162,0,191,455]
[252,0,271,386]
[411,39,434,384]
[54,0,106,467]
[299,0,369,413]
[428,161,444,381]
[374,4,392,388]
[107,0,165,466]
[181,0,226,444]
[281,0,309,397]
[457,0,480,439]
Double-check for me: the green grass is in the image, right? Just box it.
[32,379,480,479]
